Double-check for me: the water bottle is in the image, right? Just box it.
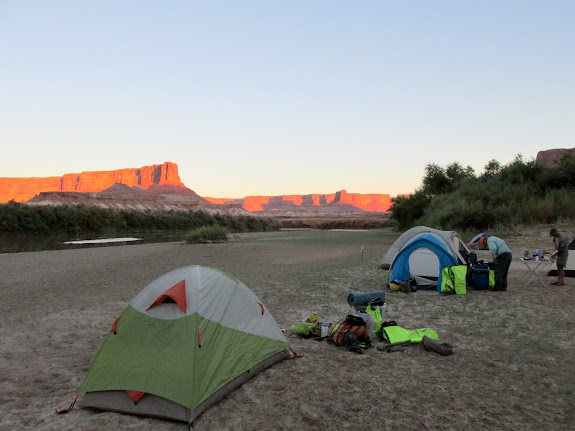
[321,323,329,338]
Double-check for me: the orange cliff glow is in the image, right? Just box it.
[1,162,407,212]
[204,190,403,212]
[0,162,184,203]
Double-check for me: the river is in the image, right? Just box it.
[0,232,187,254]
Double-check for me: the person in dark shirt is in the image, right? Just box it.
[480,235,512,291]
[550,227,569,286]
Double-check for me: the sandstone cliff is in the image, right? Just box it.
[536,147,575,168]
[0,177,62,204]
[0,162,184,203]
[205,190,394,212]
[3,161,400,214]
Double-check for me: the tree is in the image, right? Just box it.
[482,159,501,178]
[422,162,475,197]
[422,163,450,197]
[389,190,429,230]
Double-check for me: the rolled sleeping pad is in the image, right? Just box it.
[347,290,386,307]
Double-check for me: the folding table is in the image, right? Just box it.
[520,258,553,287]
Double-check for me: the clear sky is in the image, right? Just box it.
[1,1,573,198]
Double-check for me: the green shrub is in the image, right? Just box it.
[390,155,575,231]
[388,190,429,230]
[184,224,229,243]
[0,203,280,235]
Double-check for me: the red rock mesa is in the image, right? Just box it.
[0,162,184,203]
[204,190,395,212]
[536,147,575,168]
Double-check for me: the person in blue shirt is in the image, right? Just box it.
[480,235,512,291]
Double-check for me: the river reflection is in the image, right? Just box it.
[0,232,186,254]
[62,237,142,245]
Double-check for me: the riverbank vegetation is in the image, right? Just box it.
[184,224,230,243]
[0,203,280,234]
[389,154,575,231]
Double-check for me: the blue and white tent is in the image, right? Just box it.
[389,231,468,291]
[381,226,469,270]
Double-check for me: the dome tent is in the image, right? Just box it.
[388,232,466,291]
[381,226,470,270]
[77,265,291,426]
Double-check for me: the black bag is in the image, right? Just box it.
[368,297,384,307]
[379,320,398,339]
[345,315,367,327]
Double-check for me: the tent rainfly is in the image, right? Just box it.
[77,265,291,427]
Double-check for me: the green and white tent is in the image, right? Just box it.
[77,265,291,426]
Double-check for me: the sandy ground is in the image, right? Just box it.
[0,228,574,431]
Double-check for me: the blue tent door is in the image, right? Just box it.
[390,234,459,291]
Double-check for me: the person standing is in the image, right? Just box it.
[550,227,569,286]
[480,235,512,291]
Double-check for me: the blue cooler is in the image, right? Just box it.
[472,264,490,290]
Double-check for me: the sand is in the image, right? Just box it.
[0,228,574,430]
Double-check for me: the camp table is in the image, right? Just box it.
[520,258,553,287]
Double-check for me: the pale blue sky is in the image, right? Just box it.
[1,1,573,197]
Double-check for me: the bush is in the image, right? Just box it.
[0,204,280,235]
[184,224,229,243]
[388,191,429,230]
[390,155,575,231]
